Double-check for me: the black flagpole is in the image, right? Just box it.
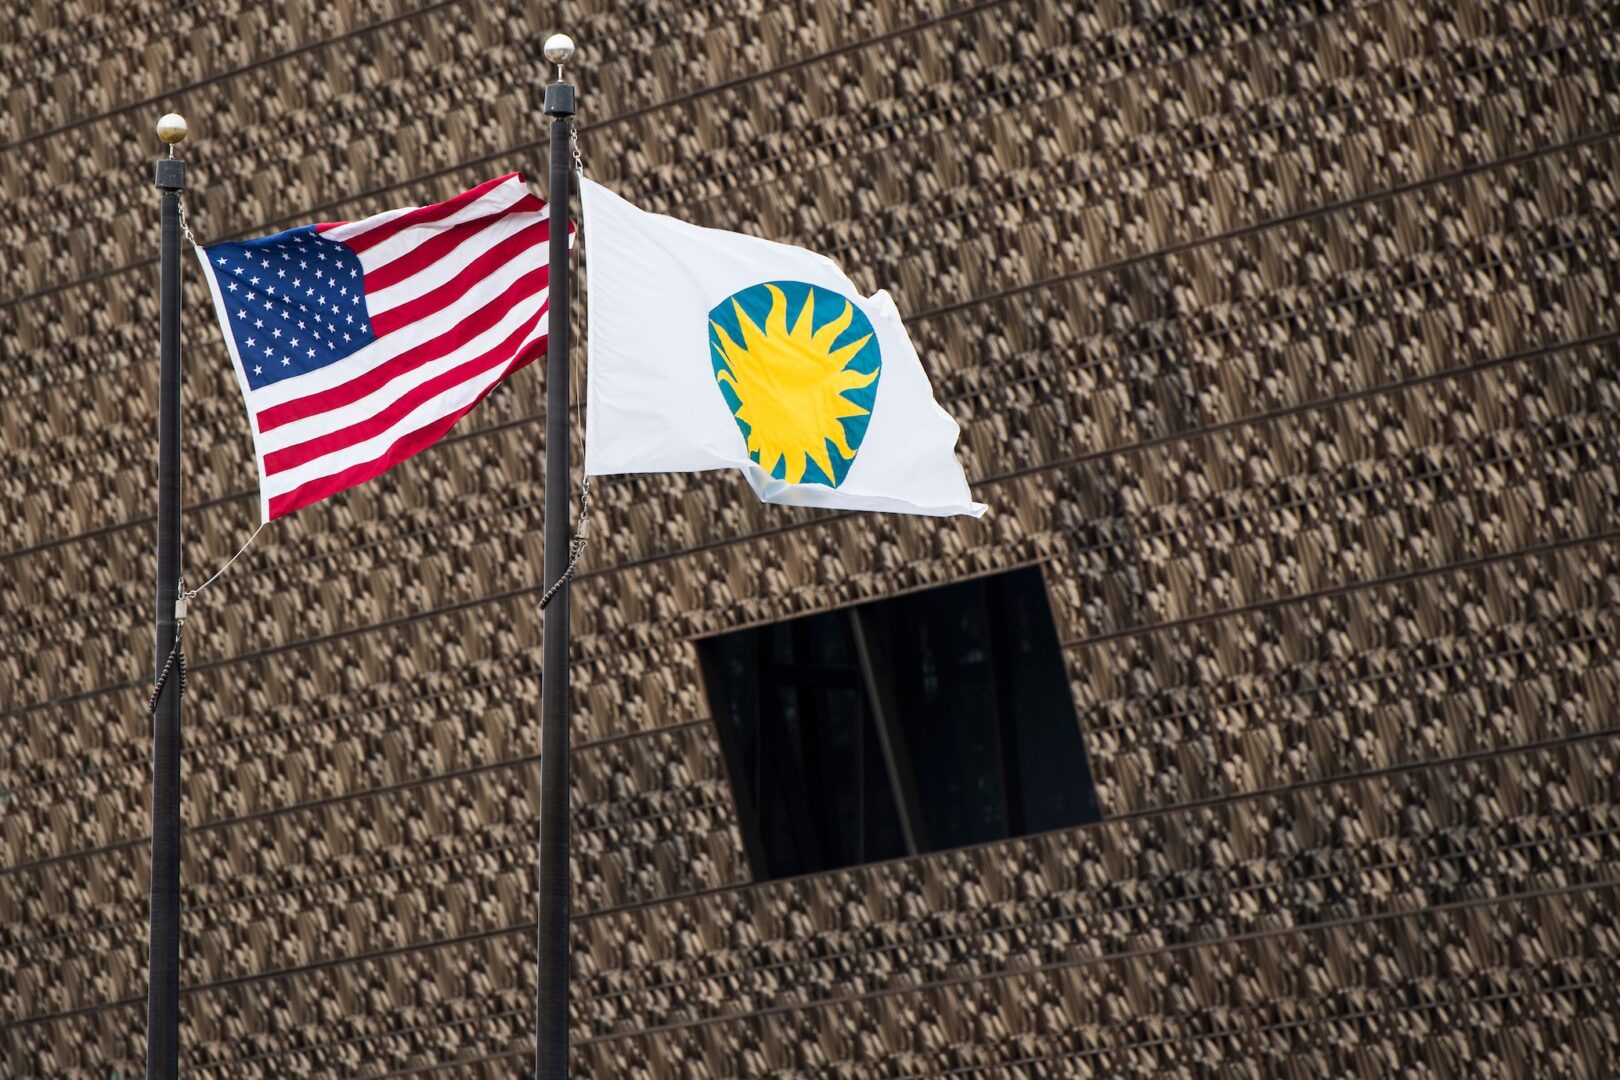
[148,112,188,1080]
[535,33,577,1080]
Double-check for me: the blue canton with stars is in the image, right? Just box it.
[205,225,375,391]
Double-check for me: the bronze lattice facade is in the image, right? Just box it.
[5,0,1620,1075]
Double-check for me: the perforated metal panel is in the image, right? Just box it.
[4,0,1620,1075]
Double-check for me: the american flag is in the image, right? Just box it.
[197,174,568,521]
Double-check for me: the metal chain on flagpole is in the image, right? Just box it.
[177,191,200,248]
[150,161,195,722]
[537,478,589,610]
[148,578,188,714]
[536,121,593,614]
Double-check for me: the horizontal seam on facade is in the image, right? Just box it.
[2,321,1610,731]
[375,947,1618,1080]
[0,0,1023,310]
[4,0,761,156]
[1055,526,1620,652]
[569,875,1620,1048]
[627,0,1397,215]
[538,822,1620,1013]
[0,716,719,878]
[1,1,463,152]
[17,873,1617,1047]
[370,1044,536,1079]
[212,1005,533,1078]
[4,723,1615,1032]
[2,0,1379,403]
[396,917,1620,1069]
[4,556,1060,862]
[4,495,1616,859]
[7,558,1052,809]
[2,121,1610,564]
[4,518,1615,873]
[569,712,1620,922]
[0,658,592,805]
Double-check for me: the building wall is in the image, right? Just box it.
[4,0,1620,1075]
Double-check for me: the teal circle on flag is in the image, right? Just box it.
[707,281,882,488]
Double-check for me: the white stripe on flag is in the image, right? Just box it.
[248,251,549,411]
[261,324,546,499]
[355,178,532,273]
[256,287,550,454]
[363,208,548,317]
[320,204,417,243]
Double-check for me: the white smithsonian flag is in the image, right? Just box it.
[581,178,987,518]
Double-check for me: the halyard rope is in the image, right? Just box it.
[537,121,594,613]
[155,192,279,710]
[184,523,267,602]
[145,521,269,713]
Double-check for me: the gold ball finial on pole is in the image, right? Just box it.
[543,33,575,81]
[156,113,188,156]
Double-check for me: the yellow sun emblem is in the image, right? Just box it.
[709,282,881,487]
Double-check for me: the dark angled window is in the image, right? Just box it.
[699,566,1101,880]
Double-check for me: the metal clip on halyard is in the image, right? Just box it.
[143,515,269,714]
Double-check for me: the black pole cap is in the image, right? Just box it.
[154,158,185,190]
[544,82,575,118]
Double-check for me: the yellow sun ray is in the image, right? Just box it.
[811,301,854,353]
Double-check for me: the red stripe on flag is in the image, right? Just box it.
[363,194,547,293]
[335,173,524,255]
[369,217,550,339]
[256,262,551,433]
[266,337,548,520]
[263,304,547,474]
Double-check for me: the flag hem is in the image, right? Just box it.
[581,177,602,480]
[747,460,989,518]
